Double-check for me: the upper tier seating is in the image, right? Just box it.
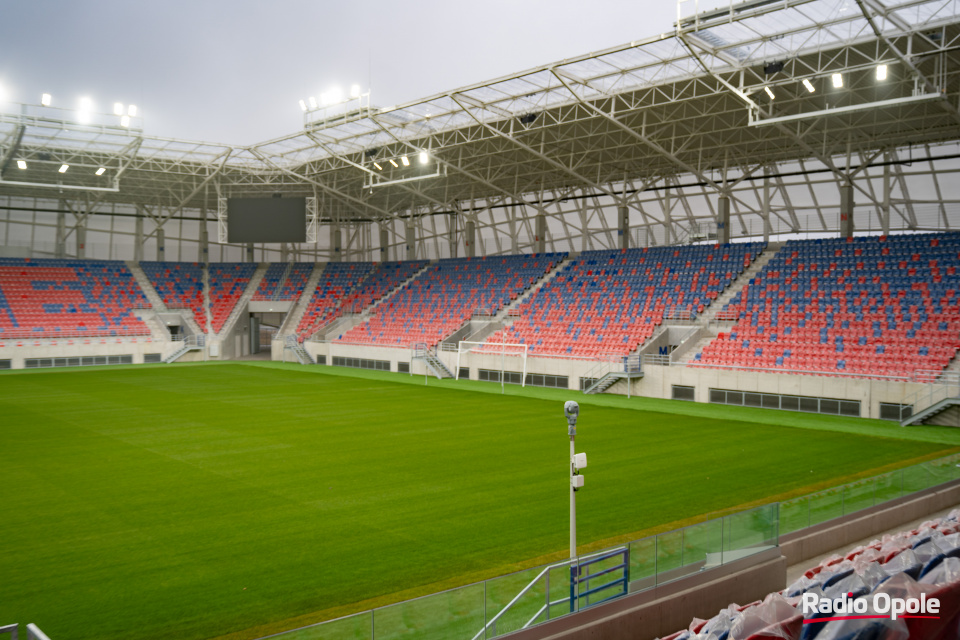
[0,258,151,339]
[141,262,206,330]
[296,262,378,340]
[207,263,258,333]
[252,262,315,301]
[483,244,763,358]
[339,254,564,347]
[660,509,960,640]
[338,261,427,314]
[693,233,960,378]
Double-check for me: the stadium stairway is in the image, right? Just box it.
[213,262,268,339]
[695,242,782,325]
[276,263,326,339]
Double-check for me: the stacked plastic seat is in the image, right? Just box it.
[659,509,960,639]
[694,234,960,378]
[339,254,564,347]
[484,244,763,357]
[338,261,427,314]
[0,258,151,338]
[296,262,378,340]
[207,263,257,333]
[252,262,315,301]
[141,262,206,330]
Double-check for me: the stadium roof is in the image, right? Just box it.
[3,0,960,227]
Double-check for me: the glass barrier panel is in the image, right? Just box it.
[902,461,937,493]
[926,455,960,485]
[842,478,877,515]
[681,518,723,569]
[484,564,552,638]
[628,536,656,592]
[269,612,373,640]
[778,496,811,535]
[546,562,574,621]
[806,487,844,527]
[655,529,684,582]
[722,504,778,562]
[373,583,484,640]
[873,472,902,504]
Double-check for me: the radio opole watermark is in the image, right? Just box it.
[800,591,940,623]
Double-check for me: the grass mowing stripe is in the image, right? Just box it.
[0,363,955,640]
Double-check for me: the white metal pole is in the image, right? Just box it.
[570,433,576,559]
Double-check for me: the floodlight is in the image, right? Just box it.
[876,64,888,81]
[802,78,816,93]
[120,115,130,127]
[95,167,106,176]
[299,99,307,111]
[127,104,137,117]
[59,164,69,173]
[113,102,124,116]
[832,73,843,88]
[401,156,410,166]
[41,93,51,106]
[17,160,26,170]
[79,97,93,110]
[764,86,775,100]
[328,87,343,104]
[373,162,383,170]
[308,96,318,109]
[419,151,429,164]
[350,84,361,98]
[389,158,399,168]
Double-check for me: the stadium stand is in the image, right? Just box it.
[252,262,315,301]
[0,258,152,339]
[337,260,428,314]
[141,261,206,330]
[659,509,960,639]
[296,261,378,340]
[207,262,258,333]
[339,254,564,347]
[693,233,960,378]
[482,244,764,357]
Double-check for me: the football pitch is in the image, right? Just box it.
[2,362,958,640]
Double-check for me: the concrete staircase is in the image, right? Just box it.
[496,253,574,322]
[696,242,782,325]
[128,261,169,311]
[215,263,269,339]
[128,261,205,339]
[277,263,326,339]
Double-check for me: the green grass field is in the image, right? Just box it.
[2,362,958,640]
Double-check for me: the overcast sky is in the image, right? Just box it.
[0,1,726,146]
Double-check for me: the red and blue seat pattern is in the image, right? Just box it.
[340,254,563,347]
[484,244,763,357]
[0,258,151,338]
[207,263,257,333]
[296,262,378,340]
[252,262,315,301]
[694,234,960,378]
[338,261,427,314]
[141,262,206,330]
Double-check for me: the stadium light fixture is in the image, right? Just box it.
[419,151,429,164]
[877,64,888,81]
[127,104,137,117]
[41,93,51,107]
[59,164,69,173]
[299,99,307,112]
[802,78,816,93]
[120,115,130,127]
[17,160,26,170]
[328,87,343,104]
[401,156,410,167]
[389,158,398,168]
[764,86,775,100]
[308,96,318,109]
[78,97,92,123]
[95,167,106,176]
[832,73,843,88]
[373,162,383,170]
[113,102,124,116]
[350,84,361,99]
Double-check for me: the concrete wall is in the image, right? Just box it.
[0,337,177,368]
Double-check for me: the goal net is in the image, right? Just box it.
[456,340,529,386]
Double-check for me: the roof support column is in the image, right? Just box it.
[618,206,630,250]
[156,228,165,261]
[717,196,731,245]
[763,168,771,244]
[882,158,892,236]
[535,213,546,254]
[465,219,475,258]
[405,219,416,261]
[56,202,66,259]
[246,243,254,263]
[448,213,458,259]
[75,220,86,260]
[134,210,144,262]
[331,223,342,262]
[841,182,855,238]
[380,225,390,262]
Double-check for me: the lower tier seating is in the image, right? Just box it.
[252,262,315,301]
[694,233,960,378]
[0,258,151,338]
[660,509,960,640]
[141,262,206,330]
[296,262,378,340]
[207,263,258,333]
[484,243,763,357]
[339,254,564,347]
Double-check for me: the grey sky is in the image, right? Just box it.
[0,1,720,146]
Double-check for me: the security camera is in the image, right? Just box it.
[564,400,579,434]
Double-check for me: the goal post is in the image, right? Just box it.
[456,340,529,387]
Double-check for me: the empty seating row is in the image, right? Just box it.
[296,262,378,340]
[339,254,564,347]
[484,243,763,357]
[252,262,315,301]
[141,262,206,330]
[660,509,960,639]
[0,258,151,338]
[694,233,960,378]
[207,263,258,333]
